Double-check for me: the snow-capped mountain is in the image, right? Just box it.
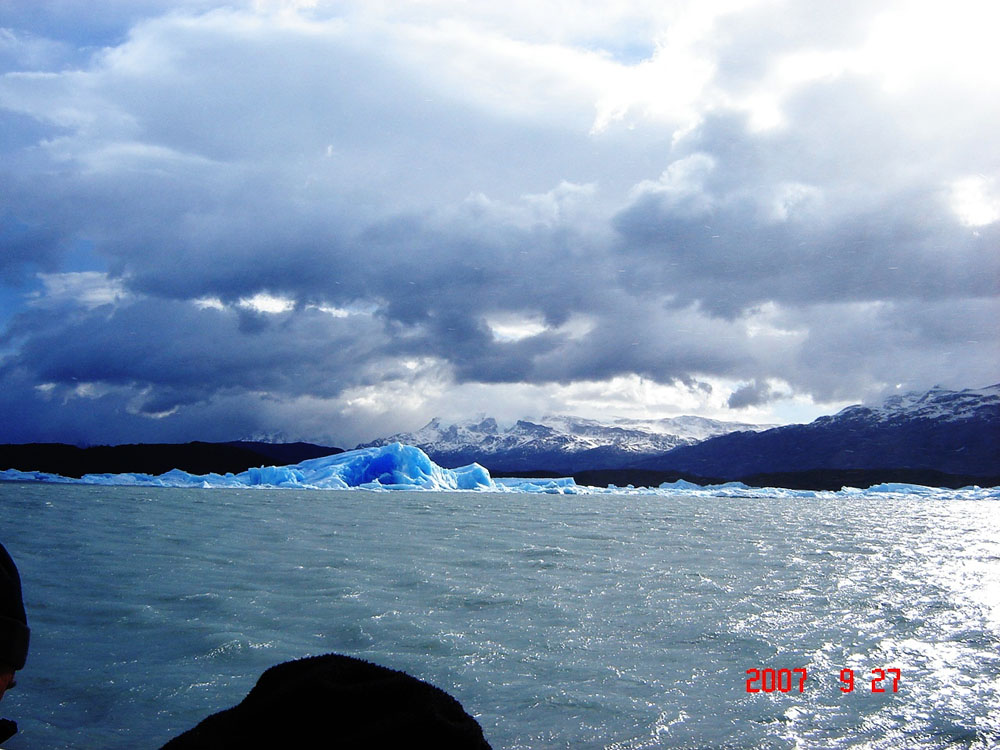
[358,414,772,473]
[637,384,1000,480]
[827,384,999,424]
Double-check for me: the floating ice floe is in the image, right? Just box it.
[1,442,997,499]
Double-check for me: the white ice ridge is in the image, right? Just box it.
[1,442,997,499]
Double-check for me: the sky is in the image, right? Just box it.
[0,0,997,448]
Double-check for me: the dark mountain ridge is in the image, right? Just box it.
[0,441,343,479]
[632,384,999,481]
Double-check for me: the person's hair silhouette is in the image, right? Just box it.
[0,542,29,743]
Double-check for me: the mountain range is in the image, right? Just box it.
[357,414,774,474]
[635,384,999,484]
[360,384,999,487]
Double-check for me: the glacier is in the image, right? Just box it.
[0,442,997,500]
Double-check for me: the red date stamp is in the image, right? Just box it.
[745,668,901,693]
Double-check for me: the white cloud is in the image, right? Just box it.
[32,272,128,309]
[950,176,999,227]
[634,153,715,193]
[237,292,295,313]
[482,311,592,343]
[193,297,226,310]
[0,27,76,71]
[742,302,807,340]
[485,313,549,342]
[861,0,1000,94]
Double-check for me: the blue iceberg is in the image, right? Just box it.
[0,443,495,491]
[237,442,495,490]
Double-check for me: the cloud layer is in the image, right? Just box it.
[1,0,997,446]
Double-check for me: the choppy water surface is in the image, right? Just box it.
[1,484,999,749]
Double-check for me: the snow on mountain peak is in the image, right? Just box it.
[834,384,1000,423]
[358,413,773,459]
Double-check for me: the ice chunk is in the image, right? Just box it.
[858,482,940,495]
[658,479,703,491]
[493,476,580,494]
[240,443,494,490]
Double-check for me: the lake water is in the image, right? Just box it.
[1,483,999,748]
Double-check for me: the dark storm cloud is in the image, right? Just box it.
[0,212,68,281]
[0,1,997,444]
[2,297,389,399]
[0,366,285,446]
[727,380,775,409]
[0,294,403,444]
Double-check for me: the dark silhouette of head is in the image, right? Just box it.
[0,542,28,743]
[162,653,492,749]
[0,542,29,679]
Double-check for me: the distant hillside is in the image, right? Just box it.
[0,441,343,478]
[633,384,999,481]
